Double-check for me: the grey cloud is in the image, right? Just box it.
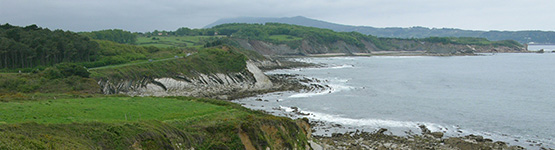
[1,0,554,32]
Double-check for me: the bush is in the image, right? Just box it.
[42,67,64,79]
[42,63,90,79]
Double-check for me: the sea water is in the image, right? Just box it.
[528,45,555,51]
[234,53,555,149]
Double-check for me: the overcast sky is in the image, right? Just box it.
[1,0,554,32]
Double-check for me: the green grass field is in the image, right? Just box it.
[0,97,228,124]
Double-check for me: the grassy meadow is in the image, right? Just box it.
[0,96,310,149]
[0,97,228,124]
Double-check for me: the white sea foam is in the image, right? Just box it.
[279,105,295,112]
[329,64,355,69]
[375,56,425,59]
[289,83,354,98]
[289,90,330,98]
[289,58,313,63]
[302,110,444,132]
[282,106,554,149]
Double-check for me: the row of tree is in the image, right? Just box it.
[141,28,218,37]
[0,24,99,69]
[79,29,137,44]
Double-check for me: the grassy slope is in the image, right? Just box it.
[137,35,226,48]
[0,73,101,102]
[0,96,309,149]
[90,48,247,80]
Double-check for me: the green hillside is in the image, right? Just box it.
[90,47,248,80]
[0,24,184,72]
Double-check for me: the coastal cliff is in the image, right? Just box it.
[232,38,525,57]
[234,39,376,56]
[205,23,526,56]
[98,61,276,100]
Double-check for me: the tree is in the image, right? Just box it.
[80,29,137,44]
[0,24,99,69]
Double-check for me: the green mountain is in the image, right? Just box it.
[205,16,555,44]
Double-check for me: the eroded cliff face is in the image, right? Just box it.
[235,39,375,56]
[98,61,274,100]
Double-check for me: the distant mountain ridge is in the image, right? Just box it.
[205,16,555,44]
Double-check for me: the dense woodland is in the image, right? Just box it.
[79,29,137,44]
[142,28,217,37]
[0,24,99,69]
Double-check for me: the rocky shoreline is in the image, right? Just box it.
[234,58,554,150]
[311,126,531,150]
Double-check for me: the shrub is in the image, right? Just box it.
[42,63,90,79]
[42,67,64,79]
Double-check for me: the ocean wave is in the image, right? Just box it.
[329,64,355,69]
[289,91,330,98]
[327,57,355,60]
[301,109,445,132]
[289,83,354,98]
[289,58,314,63]
[279,105,295,112]
[375,56,425,59]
